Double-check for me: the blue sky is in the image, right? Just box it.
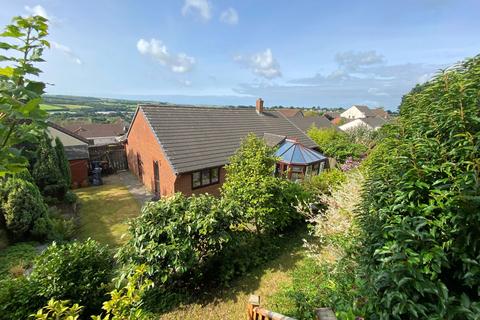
[1,0,479,110]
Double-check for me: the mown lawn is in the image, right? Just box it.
[158,230,307,319]
[75,184,141,247]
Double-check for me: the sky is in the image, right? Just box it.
[0,0,479,110]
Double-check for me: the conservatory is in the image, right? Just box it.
[274,139,327,181]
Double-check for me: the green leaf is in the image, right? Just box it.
[0,66,14,77]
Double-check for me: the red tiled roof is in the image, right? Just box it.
[276,109,302,117]
[63,123,126,138]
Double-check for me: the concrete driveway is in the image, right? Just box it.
[102,170,153,205]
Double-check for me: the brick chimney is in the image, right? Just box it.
[256,98,264,114]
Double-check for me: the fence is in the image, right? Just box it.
[246,295,338,320]
[88,143,128,172]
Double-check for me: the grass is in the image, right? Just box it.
[75,184,141,247]
[40,104,65,111]
[158,230,308,319]
[0,242,38,279]
[62,104,92,109]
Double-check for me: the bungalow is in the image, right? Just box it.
[125,99,324,197]
[63,121,127,145]
[47,122,90,188]
[340,105,377,119]
[338,116,387,131]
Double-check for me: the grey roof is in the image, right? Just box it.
[134,105,318,174]
[263,133,286,147]
[289,115,334,132]
[354,105,376,117]
[362,116,387,128]
[64,145,89,160]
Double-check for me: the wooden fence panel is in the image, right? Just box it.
[88,143,128,172]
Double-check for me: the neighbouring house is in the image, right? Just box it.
[338,116,387,131]
[340,105,377,119]
[47,122,91,188]
[63,121,127,145]
[125,99,322,197]
[276,108,335,132]
[372,107,390,119]
[323,111,341,120]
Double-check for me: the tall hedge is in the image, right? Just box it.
[32,134,68,201]
[54,137,71,187]
[359,56,480,319]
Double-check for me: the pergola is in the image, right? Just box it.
[274,139,327,181]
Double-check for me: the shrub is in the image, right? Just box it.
[64,190,78,205]
[0,178,49,239]
[307,127,367,162]
[116,193,235,288]
[0,276,44,320]
[302,168,347,195]
[359,55,480,318]
[30,239,114,315]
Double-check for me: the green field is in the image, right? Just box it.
[40,104,65,111]
[62,104,92,109]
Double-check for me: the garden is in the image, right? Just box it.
[1,12,479,320]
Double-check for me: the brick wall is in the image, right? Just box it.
[126,110,177,197]
[69,159,89,188]
[174,167,226,196]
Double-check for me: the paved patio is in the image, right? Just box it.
[102,170,153,205]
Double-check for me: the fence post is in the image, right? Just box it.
[247,295,260,320]
[316,308,337,320]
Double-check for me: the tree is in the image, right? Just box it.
[0,15,49,176]
[32,134,68,201]
[54,137,71,187]
[359,55,480,319]
[221,133,303,233]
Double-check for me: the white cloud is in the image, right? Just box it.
[234,49,282,79]
[335,50,385,71]
[179,79,192,86]
[24,5,49,19]
[182,0,211,21]
[220,8,239,25]
[137,38,195,73]
[51,41,82,65]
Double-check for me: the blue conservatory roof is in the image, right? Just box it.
[275,139,326,165]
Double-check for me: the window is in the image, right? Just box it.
[192,171,201,188]
[202,169,210,185]
[211,168,219,183]
[191,167,220,189]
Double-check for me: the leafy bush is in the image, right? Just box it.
[0,178,50,239]
[222,133,306,233]
[359,55,480,318]
[302,168,347,195]
[30,239,114,315]
[0,276,44,320]
[33,265,154,320]
[117,193,235,288]
[307,127,367,162]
